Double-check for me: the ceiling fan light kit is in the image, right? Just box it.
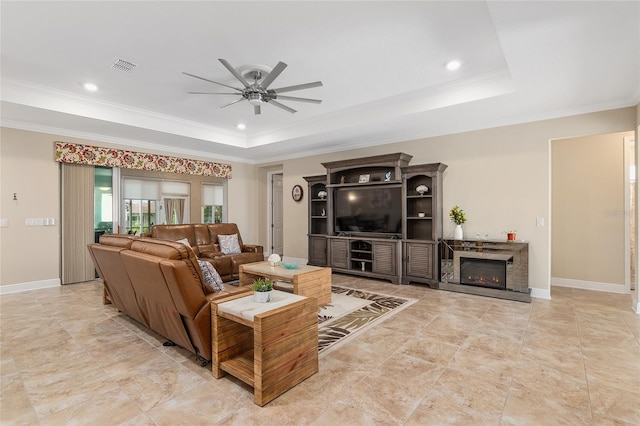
[184,59,322,115]
[247,93,263,106]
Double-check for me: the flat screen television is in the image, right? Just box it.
[334,185,402,235]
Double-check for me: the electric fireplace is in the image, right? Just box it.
[440,239,530,303]
[460,258,506,289]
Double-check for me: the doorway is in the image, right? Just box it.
[270,173,284,256]
[625,136,636,290]
[551,131,635,293]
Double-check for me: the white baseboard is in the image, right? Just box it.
[633,296,640,314]
[552,277,628,294]
[530,288,551,300]
[0,278,61,294]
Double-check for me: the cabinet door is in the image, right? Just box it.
[309,236,327,266]
[372,241,397,276]
[405,242,434,279]
[330,239,349,269]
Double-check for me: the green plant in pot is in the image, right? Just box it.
[253,277,274,303]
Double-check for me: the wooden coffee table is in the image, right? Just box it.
[239,261,332,305]
[211,290,318,406]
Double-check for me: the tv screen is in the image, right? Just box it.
[334,186,402,234]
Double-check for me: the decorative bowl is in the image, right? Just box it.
[416,184,429,195]
[282,262,299,269]
[317,190,327,199]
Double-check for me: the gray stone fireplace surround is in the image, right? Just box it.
[440,239,531,302]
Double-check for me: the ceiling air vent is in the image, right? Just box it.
[111,59,137,72]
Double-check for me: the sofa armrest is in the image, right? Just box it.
[242,244,263,254]
[199,251,225,259]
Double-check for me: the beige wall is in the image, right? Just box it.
[271,107,637,293]
[0,128,60,286]
[1,106,637,292]
[551,131,631,285]
[0,127,256,286]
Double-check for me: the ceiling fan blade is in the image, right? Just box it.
[218,58,250,88]
[187,92,238,95]
[254,105,261,115]
[182,72,242,91]
[270,81,323,94]
[269,100,297,113]
[219,98,246,109]
[260,61,287,89]
[274,94,322,104]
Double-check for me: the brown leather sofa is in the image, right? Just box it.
[147,223,264,282]
[88,234,250,365]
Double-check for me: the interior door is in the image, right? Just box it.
[272,174,284,255]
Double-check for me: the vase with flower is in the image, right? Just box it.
[449,205,467,240]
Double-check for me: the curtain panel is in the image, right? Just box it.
[54,142,232,179]
[61,163,96,284]
[164,198,186,224]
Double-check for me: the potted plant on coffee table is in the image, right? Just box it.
[253,277,274,303]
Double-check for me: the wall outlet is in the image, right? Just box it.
[536,217,545,227]
[0,219,8,228]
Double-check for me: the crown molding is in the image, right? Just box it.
[0,119,256,164]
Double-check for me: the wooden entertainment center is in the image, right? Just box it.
[304,153,447,286]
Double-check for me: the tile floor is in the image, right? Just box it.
[1,274,639,425]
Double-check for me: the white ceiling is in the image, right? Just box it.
[1,1,638,163]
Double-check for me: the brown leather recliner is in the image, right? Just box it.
[88,234,147,325]
[148,223,264,281]
[88,234,251,364]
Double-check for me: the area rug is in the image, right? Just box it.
[317,286,417,356]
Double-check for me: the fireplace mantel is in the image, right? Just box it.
[439,239,531,302]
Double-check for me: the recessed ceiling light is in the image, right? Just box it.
[445,60,461,71]
[83,83,98,91]
[236,123,246,130]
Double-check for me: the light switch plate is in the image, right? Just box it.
[536,217,544,227]
[0,219,8,228]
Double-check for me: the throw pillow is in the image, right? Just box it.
[218,234,241,255]
[197,260,225,293]
[176,237,192,248]
[176,237,197,257]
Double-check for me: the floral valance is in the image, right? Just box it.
[54,142,232,179]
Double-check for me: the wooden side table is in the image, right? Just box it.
[211,290,318,406]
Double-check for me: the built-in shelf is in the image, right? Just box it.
[326,180,402,188]
[306,154,447,286]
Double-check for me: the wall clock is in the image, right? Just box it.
[292,185,303,202]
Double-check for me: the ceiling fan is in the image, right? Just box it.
[183,59,322,115]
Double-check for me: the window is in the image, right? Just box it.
[122,178,190,232]
[124,199,157,235]
[123,178,160,234]
[202,184,224,223]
